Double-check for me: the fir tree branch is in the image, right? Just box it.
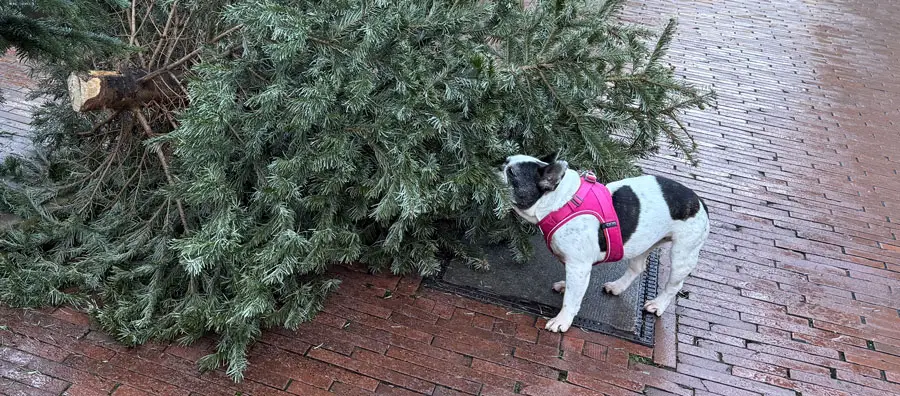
[163,10,194,67]
[129,0,138,46]
[149,1,179,69]
[113,150,148,205]
[81,110,124,136]
[646,18,677,69]
[139,24,243,83]
[82,134,125,212]
[132,108,189,232]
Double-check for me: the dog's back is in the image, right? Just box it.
[606,174,709,258]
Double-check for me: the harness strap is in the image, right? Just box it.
[537,172,624,265]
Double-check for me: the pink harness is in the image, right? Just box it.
[537,172,624,265]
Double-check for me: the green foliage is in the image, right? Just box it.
[0,0,125,103]
[0,0,712,381]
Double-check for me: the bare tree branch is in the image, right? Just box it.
[132,108,190,232]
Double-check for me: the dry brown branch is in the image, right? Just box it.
[139,24,243,83]
[132,108,190,232]
[113,150,148,205]
[163,11,194,67]
[137,1,155,37]
[81,110,124,136]
[150,1,179,68]
[129,0,138,46]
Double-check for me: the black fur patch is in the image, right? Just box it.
[506,162,544,209]
[599,186,639,252]
[655,176,702,220]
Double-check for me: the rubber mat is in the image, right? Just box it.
[424,235,659,346]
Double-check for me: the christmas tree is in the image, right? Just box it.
[0,0,712,380]
[0,0,123,102]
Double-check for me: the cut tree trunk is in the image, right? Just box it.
[67,70,177,112]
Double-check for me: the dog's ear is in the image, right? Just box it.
[538,160,568,191]
[538,152,558,164]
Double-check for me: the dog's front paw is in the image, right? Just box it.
[552,281,566,294]
[545,314,574,332]
[643,298,671,317]
[603,281,626,296]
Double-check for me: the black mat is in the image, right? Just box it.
[424,235,659,346]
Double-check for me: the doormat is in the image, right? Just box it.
[424,235,659,346]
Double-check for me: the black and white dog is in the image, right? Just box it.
[500,154,710,333]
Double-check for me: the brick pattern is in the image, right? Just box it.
[2,0,900,394]
[0,49,40,162]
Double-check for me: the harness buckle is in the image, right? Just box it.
[583,171,597,183]
[600,221,618,229]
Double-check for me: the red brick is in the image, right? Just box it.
[326,381,376,395]
[353,349,481,394]
[0,358,70,394]
[886,370,900,383]
[479,384,520,396]
[374,382,426,396]
[395,276,423,296]
[111,385,153,396]
[332,264,401,291]
[308,347,435,394]
[330,289,394,319]
[836,369,900,394]
[653,311,678,368]
[410,296,436,313]
[386,346,511,389]
[51,307,92,327]
[283,379,335,396]
[63,384,111,396]
[788,369,876,396]
[469,358,555,388]
[560,335,584,356]
[164,338,216,362]
[514,325,538,343]
[562,330,651,358]
[233,379,299,396]
[521,376,613,396]
[679,363,794,396]
[431,335,514,363]
[676,353,728,372]
[581,342,607,361]
[324,303,433,344]
[63,355,182,395]
[431,302,455,319]
[473,313,495,330]
[0,330,71,362]
[248,342,378,391]
[844,346,900,373]
[106,351,240,395]
[433,385,470,396]
[0,347,115,394]
[536,329,561,349]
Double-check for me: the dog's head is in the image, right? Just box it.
[498,153,569,211]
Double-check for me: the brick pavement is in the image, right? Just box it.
[2,0,900,394]
[0,49,40,162]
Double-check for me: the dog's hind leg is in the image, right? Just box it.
[644,227,707,316]
[603,249,651,296]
